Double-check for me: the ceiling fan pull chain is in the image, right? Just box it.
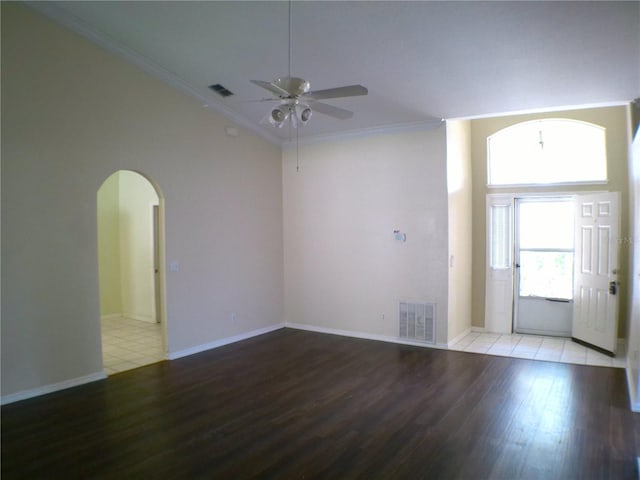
[288,0,292,78]
[296,124,300,172]
[250,0,366,132]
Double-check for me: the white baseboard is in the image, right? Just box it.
[167,323,285,360]
[447,327,472,347]
[616,338,627,356]
[1,324,285,404]
[625,366,640,412]
[101,313,156,323]
[1,371,107,406]
[471,326,487,333]
[123,313,156,323]
[103,313,158,324]
[285,322,448,350]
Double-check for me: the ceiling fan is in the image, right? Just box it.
[251,77,368,128]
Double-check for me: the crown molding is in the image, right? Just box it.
[449,100,632,122]
[282,118,444,148]
[24,1,283,146]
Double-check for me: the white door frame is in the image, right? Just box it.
[513,196,574,336]
[96,171,169,366]
[485,190,607,336]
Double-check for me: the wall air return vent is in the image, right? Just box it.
[208,83,234,97]
[399,301,435,344]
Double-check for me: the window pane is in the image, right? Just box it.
[519,251,573,299]
[488,119,607,186]
[519,201,574,250]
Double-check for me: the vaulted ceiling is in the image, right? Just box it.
[29,1,640,144]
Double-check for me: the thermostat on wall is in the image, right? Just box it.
[393,230,406,242]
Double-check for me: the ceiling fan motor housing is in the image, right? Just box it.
[274,77,310,97]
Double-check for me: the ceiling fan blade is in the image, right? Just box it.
[250,80,291,98]
[237,98,280,103]
[305,84,368,100]
[310,101,354,120]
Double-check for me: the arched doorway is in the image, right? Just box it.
[97,170,167,374]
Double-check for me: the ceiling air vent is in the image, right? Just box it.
[208,83,234,97]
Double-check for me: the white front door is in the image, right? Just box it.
[572,192,620,354]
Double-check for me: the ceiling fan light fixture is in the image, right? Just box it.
[290,104,312,128]
[299,106,312,123]
[269,106,289,127]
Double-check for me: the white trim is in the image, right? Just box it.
[448,100,631,122]
[488,181,609,189]
[282,119,444,147]
[101,313,157,323]
[471,326,487,333]
[1,372,107,405]
[488,191,606,199]
[625,363,640,412]
[167,323,285,360]
[618,338,627,356]
[447,327,472,347]
[123,313,156,323]
[285,322,449,350]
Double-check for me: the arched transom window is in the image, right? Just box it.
[487,119,607,186]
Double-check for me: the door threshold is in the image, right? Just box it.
[515,329,571,338]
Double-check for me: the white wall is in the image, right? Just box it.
[283,128,449,344]
[97,173,122,316]
[118,171,159,322]
[1,4,283,399]
[446,120,472,342]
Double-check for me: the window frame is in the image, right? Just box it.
[486,118,608,188]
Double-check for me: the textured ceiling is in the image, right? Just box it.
[29,1,640,144]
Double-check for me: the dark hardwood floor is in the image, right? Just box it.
[2,328,639,479]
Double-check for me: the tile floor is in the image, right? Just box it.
[100,318,625,374]
[101,316,164,375]
[449,331,626,368]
